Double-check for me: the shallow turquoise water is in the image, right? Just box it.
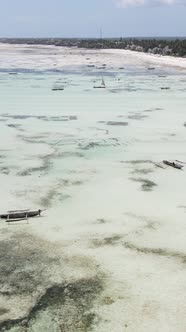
[0,65,186,211]
[1,48,186,332]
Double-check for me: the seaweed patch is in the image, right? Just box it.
[0,308,9,316]
[107,121,128,126]
[0,233,103,332]
[39,188,69,208]
[0,166,10,175]
[129,177,157,191]
[123,241,186,264]
[1,114,77,122]
[131,168,154,175]
[78,140,111,150]
[91,235,122,248]
[0,278,103,332]
[0,234,59,298]
[96,218,108,224]
[128,113,148,120]
[7,124,22,129]
[38,179,83,208]
[17,158,52,176]
[124,160,152,165]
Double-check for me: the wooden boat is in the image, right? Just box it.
[93,78,106,89]
[52,84,64,91]
[52,87,64,91]
[8,209,30,213]
[163,160,183,170]
[0,209,42,222]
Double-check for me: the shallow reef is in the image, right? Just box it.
[0,233,103,332]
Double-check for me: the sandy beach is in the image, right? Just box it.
[0,44,186,331]
[1,43,186,71]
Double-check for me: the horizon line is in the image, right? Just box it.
[0,36,186,39]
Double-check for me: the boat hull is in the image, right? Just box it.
[163,160,183,170]
[0,210,41,220]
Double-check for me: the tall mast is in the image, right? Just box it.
[100,27,102,40]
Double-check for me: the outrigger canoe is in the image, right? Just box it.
[0,209,42,222]
[163,160,183,170]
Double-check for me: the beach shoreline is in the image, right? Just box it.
[0,43,186,70]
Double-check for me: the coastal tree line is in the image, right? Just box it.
[1,38,186,57]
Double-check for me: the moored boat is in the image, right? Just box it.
[0,209,42,221]
[93,77,106,89]
[163,160,183,170]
